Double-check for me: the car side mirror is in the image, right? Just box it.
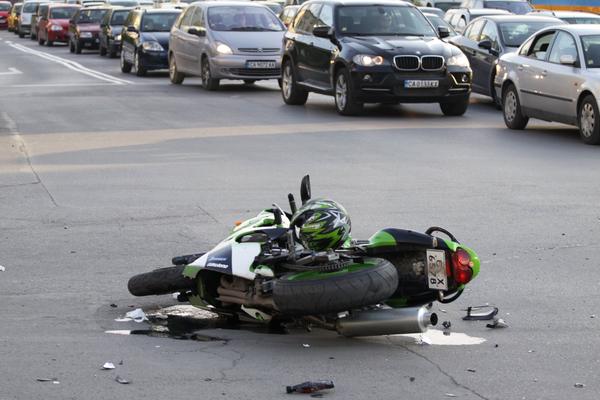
[188,27,206,37]
[438,26,449,39]
[478,39,492,50]
[127,25,137,33]
[312,25,332,39]
[559,54,576,66]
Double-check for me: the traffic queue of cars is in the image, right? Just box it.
[2,0,600,143]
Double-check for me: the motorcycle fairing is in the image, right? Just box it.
[189,241,261,280]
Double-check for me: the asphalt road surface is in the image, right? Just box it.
[1,30,600,400]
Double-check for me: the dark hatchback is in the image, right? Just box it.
[448,15,564,102]
[99,6,132,58]
[281,0,472,116]
[120,8,181,76]
[68,6,110,53]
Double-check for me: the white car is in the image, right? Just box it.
[495,25,600,144]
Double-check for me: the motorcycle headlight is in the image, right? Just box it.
[142,41,164,52]
[215,42,232,55]
[447,52,470,68]
[50,24,63,31]
[352,54,384,67]
[80,31,92,38]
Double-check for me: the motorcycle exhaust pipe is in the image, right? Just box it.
[335,306,438,337]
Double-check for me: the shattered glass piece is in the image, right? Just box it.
[0,265,5,272]
[102,362,115,370]
[486,317,508,329]
[115,376,131,384]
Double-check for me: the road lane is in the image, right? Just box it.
[1,28,599,400]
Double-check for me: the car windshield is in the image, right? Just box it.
[140,12,179,31]
[207,6,284,32]
[426,14,457,36]
[78,9,108,22]
[0,3,11,11]
[110,9,129,24]
[563,17,600,24]
[337,5,437,36]
[581,35,600,68]
[50,7,77,18]
[22,2,38,12]
[484,1,532,14]
[499,21,560,47]
[432,2,460,12]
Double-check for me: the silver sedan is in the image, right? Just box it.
[168,1,285,90]
[495,25,600,144]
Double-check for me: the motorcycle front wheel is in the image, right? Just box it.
[128,266,196,297]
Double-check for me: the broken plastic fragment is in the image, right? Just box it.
[442,321,451,336]
[467,369,476,373]
[286,380,334,394]
[102,362,115,370]
[486,317,508,329]
[0,265,5,272]
[115,376,130,384]
[302,344,311,348]
[574,383,585,388]
[115,308,148,323]
[445,394,457,398]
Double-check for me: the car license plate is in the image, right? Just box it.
[426,249,448,290]
[246,61,275,69]
[404,80,439,89]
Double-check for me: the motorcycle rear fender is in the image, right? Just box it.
[366,228,451,253]
[183,241,261,281]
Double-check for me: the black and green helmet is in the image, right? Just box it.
[290,198,351,251]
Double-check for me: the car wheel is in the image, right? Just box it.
[579,94,600,145]
[99,43,107,56]
[440,96,469,116]
[75,39,82,54]
[502,84,528,130]
[18,29,24,38]
[281,60,308,105]
[47,40,53,47]
[120,49,132,73]
[490,73,501,110]
[38,36,44,45]
[334,67,363,116]
[30,30,36,40]
[201,56,219,91]
[169,55,184,84]
[134,51,147,77]
[69,39,75,53]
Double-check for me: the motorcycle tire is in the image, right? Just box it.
[128,266,196,297]
[273,257,398,315]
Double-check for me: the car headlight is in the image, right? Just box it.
[50,25,63,31]
[353,54,384,67]
[447,52,470,68]
[142,41,164,52]
[215,42,233,55]
[80,31,92,38]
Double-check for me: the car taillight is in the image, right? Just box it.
[452,248,473,285]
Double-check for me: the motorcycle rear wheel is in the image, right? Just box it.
[128,266,196,296]
[273,257,398,315]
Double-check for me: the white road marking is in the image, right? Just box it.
[7,42,133,85]
[0,67,22,76]
[5,82,122,88]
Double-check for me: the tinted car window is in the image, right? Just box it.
[0,3,10,11]
[336,5,437,36]
[22,2,38,12]
[111,9,129,24]
[295,3,320,33]
[110,0,136,5]
[78,9,108,23]
[519,36,532,55]
[483,1,532,14]
[466,19,485,41]
[141,12,179,32]
[176,6,193,28]
[425,14,456,35]
[434,2,460,12]
[38,5,48,16]
[563,17,600,24]
[207,5,284,32]
[527,31,555,60]
[479,21,499,48]
[499,21,563,48]
[50,7,77,19]
[580,35,600,68]
[318,3,332,27]
[190,7,202,27]
[548,31,578,64]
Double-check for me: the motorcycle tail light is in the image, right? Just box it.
[452,248,473,285]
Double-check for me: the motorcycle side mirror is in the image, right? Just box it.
[288,193,297,214]
[300,175,311,205]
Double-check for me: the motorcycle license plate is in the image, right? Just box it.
[426,249,448,290]
[404,80,439,89]
[246,60,276,69]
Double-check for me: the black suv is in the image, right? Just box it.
[281,0,472,116]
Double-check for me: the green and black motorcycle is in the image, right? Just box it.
[128,176,480,336]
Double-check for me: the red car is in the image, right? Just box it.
[0,1,11,30]
[37,3,80,46]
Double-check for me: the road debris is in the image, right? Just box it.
[101,362,115,370]
[0,265,5,272]
[463,306,498,321]
[286,380,334,394]
[467,369,476,373]
[445,393,457,397]
[302,344,311,348]
[574,383,585,388]
[118,360,123,366]
[110,304,118,308]
[527,350,535,353]
[486,317,508,329]
[115,376,131,384]
[310,394,323,398]
[409,377,415,382]
[442,321,451,336]
[115,308,148,323]
[36,378,60,384]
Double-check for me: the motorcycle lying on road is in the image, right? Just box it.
[128,176,480,337]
